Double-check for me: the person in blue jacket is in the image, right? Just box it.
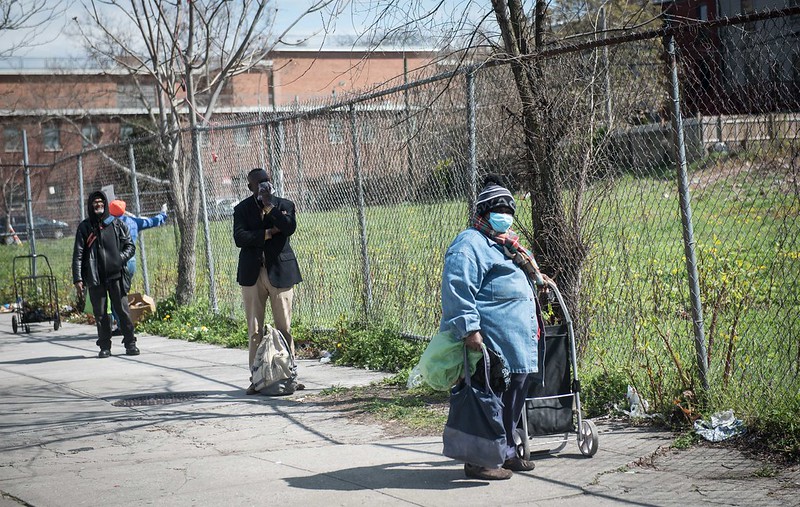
[108,199,168,334]
[440,173,548,481]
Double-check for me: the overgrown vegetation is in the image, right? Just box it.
[2,148,798,461]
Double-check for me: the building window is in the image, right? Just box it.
[361,123,376,144]
[697,4,708,20]
[120,124,134,141]
[81,125,100,147]
[6,187,25,211]
[234,127,250,146]
[117,83,157,109]
[4,126,22,152]
[42,123,61,151]
[328,118,344,145]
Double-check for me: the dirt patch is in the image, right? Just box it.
[691,153,800,196]
[302,384,450,437]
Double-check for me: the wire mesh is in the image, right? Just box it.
[1,9,797,422]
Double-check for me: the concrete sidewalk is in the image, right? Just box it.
[0,313,796,506]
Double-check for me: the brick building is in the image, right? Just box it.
[0,47,438,227]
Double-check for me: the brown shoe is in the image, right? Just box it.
[246,384,258,395]
[464,463,512,480]
[502,457,535,472]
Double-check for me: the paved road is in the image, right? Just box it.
[0,313,797,506]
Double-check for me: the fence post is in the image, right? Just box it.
[194,128,218,313]
[293,107,306,209]
[77,155,85,222]
[22,130,37,275]
[128,143,151,296]
[600,6,613,129]
[350,104,372,319]
[466,72,478,218]
[258,109,267,170]
[274,121,285,197]
[665,28,709,392]
[404,55,415,196]
[266,123,274,176]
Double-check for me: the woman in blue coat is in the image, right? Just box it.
[440,174,546,481]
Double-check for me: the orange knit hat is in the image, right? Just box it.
[109,200,126,217]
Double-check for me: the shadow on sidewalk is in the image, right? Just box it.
[0,355,88,365]
[285,461,487,491]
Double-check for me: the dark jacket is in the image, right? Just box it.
[72,191,136,288]
[234,194,302,288]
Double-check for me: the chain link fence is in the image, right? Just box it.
[2,8,798,420]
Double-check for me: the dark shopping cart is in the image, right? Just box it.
[515,279,599,459]
[11,254,61,333]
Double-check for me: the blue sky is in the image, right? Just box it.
[4,0,488,59]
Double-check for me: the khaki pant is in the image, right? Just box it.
[241,267,294,369]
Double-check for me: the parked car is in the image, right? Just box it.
[209,197,237,221]
[1,215,70,244]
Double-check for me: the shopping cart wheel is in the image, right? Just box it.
[514,427,530,461]
[12,315,18,334]
[54,315,61,331]
[578,419,599,457]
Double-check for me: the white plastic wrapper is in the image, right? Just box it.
[694,409,747,442]
[406,364,424,389]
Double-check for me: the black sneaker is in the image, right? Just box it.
[125,345,140,356]
[98,349,111,358]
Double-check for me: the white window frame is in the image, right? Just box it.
[328,118,344,145]
[43,123,61,152]
[4,126,22,152]
[120,124,134,141]
[234,127,250,146]
[81,125,100,147]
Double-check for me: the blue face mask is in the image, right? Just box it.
[488,212,513,233]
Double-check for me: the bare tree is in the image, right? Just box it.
[0,0,66,58]
[72,0,341,304]
[0,0,64,233]
[339,0,664,328]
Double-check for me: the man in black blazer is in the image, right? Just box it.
[234,168,302,394]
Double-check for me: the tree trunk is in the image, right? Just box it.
[166,137,201,306]
[175,208,198,306]
[495,0,589,326]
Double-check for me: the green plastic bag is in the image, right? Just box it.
[409,330,482,391]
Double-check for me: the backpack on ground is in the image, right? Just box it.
[251,325,297,396]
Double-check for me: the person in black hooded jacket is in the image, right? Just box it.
[72,191,139,358]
